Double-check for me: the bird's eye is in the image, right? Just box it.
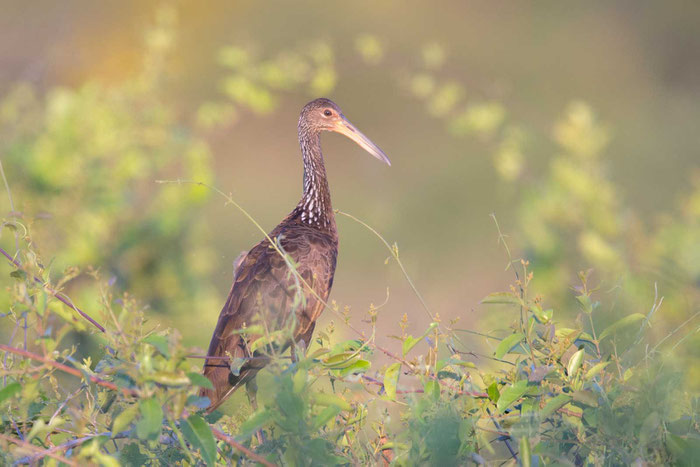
[323,109,332,117]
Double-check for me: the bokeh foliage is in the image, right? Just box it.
[1,4,699,466]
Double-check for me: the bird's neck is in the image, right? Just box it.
[297,130,335,230]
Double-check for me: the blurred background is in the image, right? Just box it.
[1,1,698,378]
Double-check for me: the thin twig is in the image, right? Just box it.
[486,408,518,465]
[0,344,133,396]
[651,310,700,353]
[0,432,77,466]
[0,160,20,255]
[49,385,85,427]
[452,328,503,341]
[0,246,105,332]
[211,427,276,467]
[3,319,20,386]
[336,209,434,323]
[21,431,116,464]
[557,407,583,419]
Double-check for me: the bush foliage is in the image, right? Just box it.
[1,222,698,465]
[1,6,699,466]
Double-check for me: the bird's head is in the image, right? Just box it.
[299,98,391,166]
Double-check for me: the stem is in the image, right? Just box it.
[486,408,519,465]
[0,344,133,396]
[211,427,276,467]
[0,160,20,255]
[0,246,105,332]
[0,432,77,466]
[335,210,434,323]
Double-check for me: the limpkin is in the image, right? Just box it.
[202,98,390,412]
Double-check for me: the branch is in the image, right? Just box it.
[0,246,105,332]
[0,344,135,396]
[557,407,583,418]
[211,427,276,467]
[0,433,77,466]
[18,431,121,464]
[485,408,518,465]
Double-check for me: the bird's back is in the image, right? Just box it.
[201,218,338,411]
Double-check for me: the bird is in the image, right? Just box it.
[201,98,390,413]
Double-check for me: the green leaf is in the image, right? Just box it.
[576,294,593,314]
[424,379,440,401]
[449,359,477,368]
[143,334,170,358]
[585,361,610,380]
[486,382,500,403]
[0,382,21,406]
[136,398,163,440]
[239,410,273,437]
[329,338,364,354]
[112,405,139,436]
[496,380,529,413]
[337,359,370,377]
[149,371,190,387]
[598,313,646,341]
[36,291,47,317]
[572,390,599,407]
[119,443,149,467]
[494,333,525,359]
[481,292,522,305]
[227,325,265,336]
[249,330,287,353]
[10,269,27,280]
[311,392,352,411]
[306,348,330,359]
[181,414,217,466]
[567,348,585,377]
[187,372,214,390]
[384,363,401,400]
[402,322,438,356]
[322,352,359,369]
[529,304,553,324]
[26,420,46,441]
[312,405,342,430]
[541,394,572,417]
[402,336,420,357]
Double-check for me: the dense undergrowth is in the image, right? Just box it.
[1,5,699,466]
[0,215,698,465]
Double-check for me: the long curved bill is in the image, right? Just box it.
[334,117,391,166]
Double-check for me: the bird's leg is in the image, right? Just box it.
[245,379,266,446]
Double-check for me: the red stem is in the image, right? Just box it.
[211,428,276,467]
[0,343,133,396]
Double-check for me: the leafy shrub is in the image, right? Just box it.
[1,190,698,465]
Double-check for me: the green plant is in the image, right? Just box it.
[0,5,698,465]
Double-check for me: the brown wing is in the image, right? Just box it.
[201,224,337,412]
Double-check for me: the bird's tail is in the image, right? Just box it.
[200,362,241,413]
[201,356,269,413]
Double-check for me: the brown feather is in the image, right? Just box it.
[201,219,337,412]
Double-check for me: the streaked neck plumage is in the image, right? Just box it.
[295,124,335,232]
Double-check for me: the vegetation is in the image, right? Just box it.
[1,5,699,466]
